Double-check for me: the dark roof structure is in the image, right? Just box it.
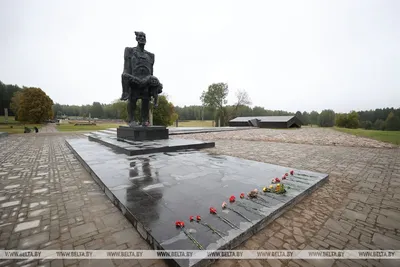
[229,116,301,128]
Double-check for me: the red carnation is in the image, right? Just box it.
[210,207,217,214]
[290,170,294,175]
[285,173,289,177]
[282,175,286,180]
[276,177,280,182]
[189,216,194,222]
[240,193,245,199]
[175,221,185,228]
[196,215,201,221]
[229,195,236,203]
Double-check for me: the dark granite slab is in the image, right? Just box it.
[86,131,215,156]
[66,138,328,267]
[0,132,8,138]
[96,127,252,136]
[117,125,169,141]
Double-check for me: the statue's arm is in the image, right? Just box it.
[122,47,132,76]
[149,52,154,75]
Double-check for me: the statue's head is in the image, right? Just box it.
[135,31,146,45]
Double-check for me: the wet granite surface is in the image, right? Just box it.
[86,131,215,156]
[66,137,328,267]
[117,125,169,141]
[0,132,8,138]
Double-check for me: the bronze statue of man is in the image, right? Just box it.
[120,31,163,126]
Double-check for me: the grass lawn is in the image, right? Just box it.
[56,123,126,132]
[0,115,18,124]
[334,127,400,145]
[0,124,42,134]
[171,120,214,127]
[0,115,43,134]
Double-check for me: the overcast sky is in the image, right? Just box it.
[0,0,399,113]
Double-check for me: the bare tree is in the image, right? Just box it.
[234,90,252,111]
[226,90,252,122]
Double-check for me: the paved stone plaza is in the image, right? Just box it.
[0,128,399,267]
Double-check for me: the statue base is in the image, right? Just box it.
[117,126,169,141]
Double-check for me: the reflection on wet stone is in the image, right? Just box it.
[67,136,328,267]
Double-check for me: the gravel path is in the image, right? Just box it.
[172,127,396,148]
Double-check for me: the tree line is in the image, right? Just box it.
[53,96,177,126]
[175,105,293,121]
[334,109,400,131]
[197,82,400,130]
[0,81,22,116]
[0,80,177,126]
[2,80,399,130]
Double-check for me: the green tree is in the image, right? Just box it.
[363,121,373,130]
[336,111,361,128]
[90,102,104,118]
[236,105,253,117]
[302,111,310,125]
[200,83,229,126]
[0,81,22,116]
[385,112,400,131]
[295,111,304,125]
[102,104,113,119]
[318,109,335,127]
[12,87,53,123]
[346,111,359,129]
[111,100,128,121]
[153,95,177,126]
[373,119,386,130]
[252,106,268,116]
[335,113,348,127]
[10,91,23,121]
[52,103,63,118]
[80,105,91,117]
[309,111,319,125]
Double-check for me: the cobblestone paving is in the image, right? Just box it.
[172,128,397,148]
[0,135,166,267]
[39,124,59,133]
[1,131,400,267]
